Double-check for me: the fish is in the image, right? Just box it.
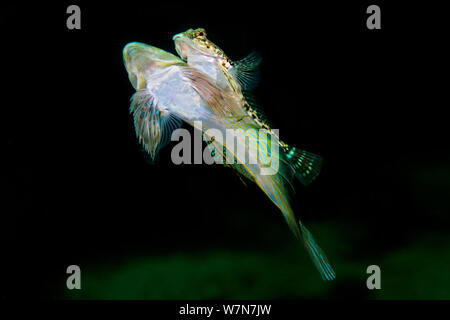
[123,41,287,192]
[173,29,323,184]
[173,28,336,280]
[123,42,249,160]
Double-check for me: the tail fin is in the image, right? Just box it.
[299,221,336,281]
[284,146,323,186]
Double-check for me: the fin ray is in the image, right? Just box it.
[231,51,262,90]
[130,90,182,161]
[284,147,323,186]
[180,67,248,119]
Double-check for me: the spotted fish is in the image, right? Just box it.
[173,28,335,281]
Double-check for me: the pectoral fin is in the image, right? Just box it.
[181,67,247,119]
[130,90,182,161]
[230,51,262,90]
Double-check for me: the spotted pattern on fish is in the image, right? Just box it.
[185,28,289,151]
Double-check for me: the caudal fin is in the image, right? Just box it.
[285,147,323,186]
[299,221,336,281]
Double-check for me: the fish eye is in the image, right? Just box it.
[196,30,206,38]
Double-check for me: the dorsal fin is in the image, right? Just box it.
[230,51,262,90]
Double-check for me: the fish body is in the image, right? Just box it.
[173,29,276,140]
[173,29,336,281]
[123,35,335,281]
[124,42,218,160]
[123,42,274,175]
[124,42,213,121]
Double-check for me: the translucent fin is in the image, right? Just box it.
[299,221,336,281]
[230,51,262,90]
[284,147,323,186]
[234,165,251,186]
[130,90,182,161]
[181,67,247,119]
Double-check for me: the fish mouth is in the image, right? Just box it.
[172,33,182,41]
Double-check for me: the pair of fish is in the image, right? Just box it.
[123,28,336,281]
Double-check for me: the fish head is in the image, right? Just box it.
[173,28,228,63]
[123,42,183,90]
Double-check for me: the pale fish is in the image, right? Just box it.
[173,28,336,281]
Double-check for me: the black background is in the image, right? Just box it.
[3,1,449,300]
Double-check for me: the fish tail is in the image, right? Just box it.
[222,122,333,280]
[298,220,336,281]
[255,175,335,281]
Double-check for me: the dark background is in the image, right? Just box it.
[3,1,449,299]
